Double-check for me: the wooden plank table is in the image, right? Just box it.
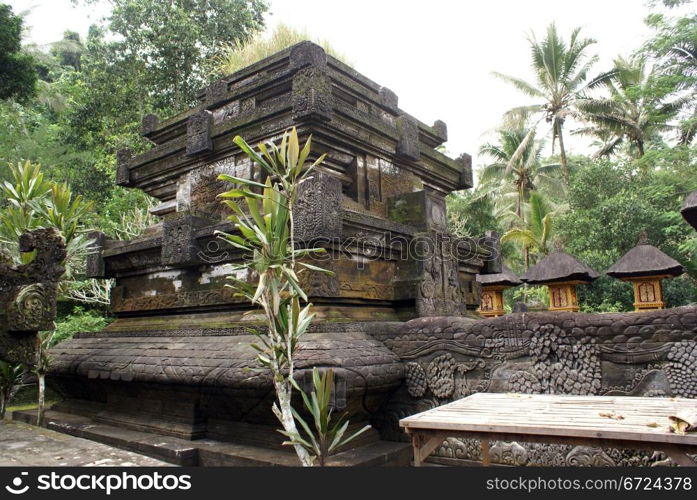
[399,393,697,466]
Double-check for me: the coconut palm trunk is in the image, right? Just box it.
[555,120,570,186]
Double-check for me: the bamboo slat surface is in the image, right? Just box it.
[400,393,697,446]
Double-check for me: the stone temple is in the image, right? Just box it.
[42,41,494,465]
[7,42,697,466]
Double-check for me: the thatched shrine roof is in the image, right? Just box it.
[606,234,683,279]
[520,251,599,285]
[476,266,522,287]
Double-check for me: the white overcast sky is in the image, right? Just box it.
[7,0,690,169]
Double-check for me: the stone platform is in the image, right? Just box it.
[0,419,171,466]
[12,409,411,466]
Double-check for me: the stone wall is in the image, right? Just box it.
[371,305,697,466]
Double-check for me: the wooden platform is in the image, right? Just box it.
[400,393,697,466]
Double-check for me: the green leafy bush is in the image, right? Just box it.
[51,307,112,346]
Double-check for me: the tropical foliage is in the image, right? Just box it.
[0,160,95,296]
[576,56,689,157]
[0,4,37,103]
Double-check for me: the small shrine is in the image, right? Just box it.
[520,250,598,312]
[606,232,684,311]
[476,266,521,317]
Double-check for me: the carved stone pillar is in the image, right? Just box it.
[186,110,214,156]
[161,213,210,267]
[0,228,66,365]
[294,172,342,242]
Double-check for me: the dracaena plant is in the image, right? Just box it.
[283,368,371,466]
[217,127,338,466]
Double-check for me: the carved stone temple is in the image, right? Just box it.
[19,43,697,467]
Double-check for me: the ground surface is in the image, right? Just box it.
[0,418,172,466]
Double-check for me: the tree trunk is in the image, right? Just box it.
[37,372,45,427]
[524,246,530,271]
[637,139,645,158]
[272,379,314,466]
[556,120,570,186]
[0,393,6,419]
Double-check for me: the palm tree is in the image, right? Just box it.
[576,56,689,157]
[493,23,598,185]
[501,193,555,270]
[478,123,565,222]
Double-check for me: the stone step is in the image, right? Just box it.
[12,409,412,467]
[13,410,198,465]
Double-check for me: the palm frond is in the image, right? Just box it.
[491,72,545,99]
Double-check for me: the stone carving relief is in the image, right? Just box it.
[525,325,602,395]
[113,287,241,313]
[294,172,342,242]
[490,441,528,466]
[7,283,53,331]
[292,66,333,122]
[177,156,251,217]
[415,233,467,317]
[0,228,66,365]
[426,353,456,398]
[404,353,485,401]
[161,214,209,267]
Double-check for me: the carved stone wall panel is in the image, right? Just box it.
[176,157,251,218]
[414,232,467,317]
[112,287,242,313]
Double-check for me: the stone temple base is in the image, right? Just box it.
[46,322,410,465]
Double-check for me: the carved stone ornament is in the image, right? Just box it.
[0,228,65,365]
[186,110,214,156]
